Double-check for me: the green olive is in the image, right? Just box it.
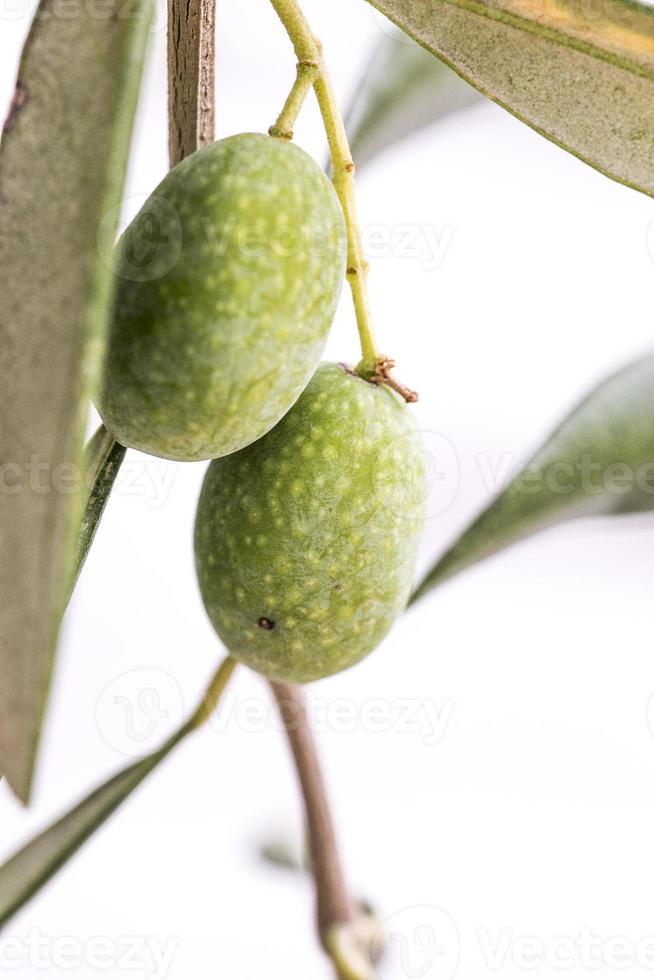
[194,362,426,682]
[98,133,346,461]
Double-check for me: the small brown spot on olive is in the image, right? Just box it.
[258,617,275,630]
[333,583,342,591]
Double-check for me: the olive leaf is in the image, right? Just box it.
[411,353,654,604]
[0,658,235,929]
[72,428,126,597]
[364,0,654,197]
[0,745,174,929]
[347,27,481,167]
[0,4,152,803]
[0,427,126,789]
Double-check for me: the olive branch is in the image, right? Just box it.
[3,0,654,975]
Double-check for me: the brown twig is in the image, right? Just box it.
[167,0,216,166]
[270,682,378,979]
[270,681,355,937]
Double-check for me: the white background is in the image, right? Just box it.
[3,2,654,978]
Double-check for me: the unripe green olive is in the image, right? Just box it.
[194,362,426,682]
[98,133,346,461]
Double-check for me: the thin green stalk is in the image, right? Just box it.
[268,0,379,377]
[189,655,237,730]
[324,925,378,980]
[269,59,320,139]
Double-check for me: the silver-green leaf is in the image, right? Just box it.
[346,27,481,167]
[0,746,174,930]
[0,4,152,803]
[364,0,654,197]
[0,658,235,929]
[411,353,654,604]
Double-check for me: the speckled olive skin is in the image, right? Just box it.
[97,134,346,461]
[194,362,426,682]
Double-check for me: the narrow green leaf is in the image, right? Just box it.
[72,427,126,595]
[411,354,654,604]
[0,658,236,929]
[365,0,654,197]
[0,3,152,802]
[347,28,481,167]
[0,743,176,930]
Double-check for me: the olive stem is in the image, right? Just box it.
[370,356,419,403]
[270,681,376,980]
[267,0,378,377]
[269,60,319,139]
[324,925,378,980]
[189,655,237,731]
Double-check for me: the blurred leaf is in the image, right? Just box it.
[346,28,481,167]
[0,3,152,803]
[259,838,308,873]
[72,427,126,596]
[365,0,654,196]
[0,658,235,929]
[411,353,654,604]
